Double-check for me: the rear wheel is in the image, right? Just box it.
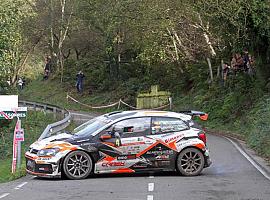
[176,147,205,176]
[63,151,93,180]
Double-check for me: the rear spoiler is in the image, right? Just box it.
[179,110,208,121]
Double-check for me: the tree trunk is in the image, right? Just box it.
[11,37,41,86]
[217,59,223,79]
[207,57,213,83]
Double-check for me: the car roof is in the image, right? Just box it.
[103,110,192,121]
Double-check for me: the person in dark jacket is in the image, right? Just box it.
[76,70,85,93]
[43,56,52,80]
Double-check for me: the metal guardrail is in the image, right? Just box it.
[19,100,71,141]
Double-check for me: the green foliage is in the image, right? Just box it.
[0,111,56,160]
[245,97,270,158]
[0,111,56,182]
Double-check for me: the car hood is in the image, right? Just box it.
[30,133,73,150]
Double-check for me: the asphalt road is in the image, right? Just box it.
[0,134,269,200]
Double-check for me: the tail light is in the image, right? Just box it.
[198,132,207,144]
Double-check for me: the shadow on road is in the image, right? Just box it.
[33,171,212,182]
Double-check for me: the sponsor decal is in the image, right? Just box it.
[164,134,184,143]
[155,155,170,160]
[102,162,125,167]
[117,155,136,160]
[37,157,51,161]
[121,142,145,146]
[38,167,50,171]
[115,138,121,147]
[146,150,174,155]
[132,163,148,168]
[121,146,141,154]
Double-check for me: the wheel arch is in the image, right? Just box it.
[174,145,205,171]
[60,149,95,177]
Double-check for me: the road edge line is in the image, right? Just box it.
[225,136,270,181]
[0,193,10,199]
[14,182,28,190]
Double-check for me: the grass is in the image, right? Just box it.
[0,111,57,183]
[0,159,26,183]
[20,78,120,114]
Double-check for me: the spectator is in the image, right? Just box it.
[76,70,85,93]
[243,49,250,72]
[18,78,23,90]
[22,77,26,88]
[231,54,237,74]
[43,56,52,80]
[248,54,256,76]
[222,63,230,84]
[235,53,244,72]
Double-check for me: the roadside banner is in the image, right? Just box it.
[0,107,27,119]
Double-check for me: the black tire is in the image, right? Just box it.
[63,151,93,180]
[176,147,205,176]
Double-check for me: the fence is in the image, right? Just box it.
[66,94,172,110]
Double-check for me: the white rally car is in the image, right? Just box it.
[25,110,211,179]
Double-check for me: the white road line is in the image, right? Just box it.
[148,183,154,192]
[147,195,154,200]
[0,193,10,199]
[226,137,270,181]
[14,182,28,190]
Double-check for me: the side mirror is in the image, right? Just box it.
[100,133,112,141]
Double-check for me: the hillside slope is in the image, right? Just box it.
[20,78,270,162]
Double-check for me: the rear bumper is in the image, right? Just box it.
[204,156,212,168]
[203,147,212,168]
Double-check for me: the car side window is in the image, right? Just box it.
[151,117,189,135]
[111,117,151,138]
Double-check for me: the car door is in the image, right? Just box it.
[95,117,153,173]
[141,117,190,170]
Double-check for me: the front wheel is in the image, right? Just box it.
[176,147,205,176]
[63,151,93,180]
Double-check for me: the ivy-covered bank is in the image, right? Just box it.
[173,75,270,161]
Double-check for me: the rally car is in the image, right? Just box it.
[25,110,211,179]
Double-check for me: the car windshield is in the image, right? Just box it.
[72,116,111,137]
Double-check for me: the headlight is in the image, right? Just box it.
[37,148,60,157]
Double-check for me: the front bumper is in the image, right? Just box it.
[25,152,61,178]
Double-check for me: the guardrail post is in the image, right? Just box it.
[53,107,57,119]
[43,105,47,112]
[169,97,172,110]
[33,103,36,111]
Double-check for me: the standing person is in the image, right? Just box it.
[243,49,250,72]
[222,63,230,86]
[76,70,85,93]
[235,53,244,72]
[18,78,23,90]
[43,56,52,80]
[248,54,256,76]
